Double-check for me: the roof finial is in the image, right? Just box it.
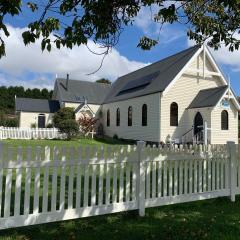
[228,75,231,99]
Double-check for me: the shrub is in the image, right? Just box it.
[113,134,118,140]
[78,113,98,137]
[46,123,54,128]
[53,107,79,139]
[31,123,37,128]
[5,118,18,127]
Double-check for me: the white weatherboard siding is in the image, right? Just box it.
[160,52,221,142]
[211,102,238,144]
[19,112,53,128]
[102,93,161,142]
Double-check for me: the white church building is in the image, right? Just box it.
[15,45,240,144]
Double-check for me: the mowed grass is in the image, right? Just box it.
[0,138,132,161]
[1,137,129,148]
[1,196,240,240]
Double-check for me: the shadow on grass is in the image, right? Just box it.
[94,137,135,146]
[1,196,240,240]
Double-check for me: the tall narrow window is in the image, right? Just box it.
[128,106,132,126]
[107,110,110,127]
[170,102,178,126]
[116,108,120,126]
[221,110,228,130]
[142,104,147,126]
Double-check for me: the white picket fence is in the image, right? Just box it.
[0,141,238,230]
[0,127,64,140]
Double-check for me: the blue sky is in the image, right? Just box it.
[1,2,240,95]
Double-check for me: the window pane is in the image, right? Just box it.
[128,106,132,126]
[116,108,120,126]
[142,104,147,126]
[107,110,110,126]
[170,102,178,126]
[221,110,228,130]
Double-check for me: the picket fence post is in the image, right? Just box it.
[227,141,236,202]
[137,141,146,216]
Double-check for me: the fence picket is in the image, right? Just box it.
[184,160,188,194]
[169,161,173,197]
[98,147,104,206]
[4,147,13,217]
[212,158,216,190]
[83,147,90,207]
[0,141,237,230]
[174,161,178,196]
[106,147,112,205]
[119,147,124,202]
[68,147,75,209]
[157,161,162,197]
[152,162,156,198]
[59,147,67,211]
[51,147,58,212]
[14,147,23,216]
[146,161,151,199]
[194,160,197,193]
[112,154,118,203]
[42,146,50,213]
[33,146,41,215]
[76,147,82,208]
[179,161,183,195]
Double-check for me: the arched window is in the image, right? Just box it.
[170,102,178,126]
[107,110,110,127]
[128,106,132,126]
[142,104,147,126]
[116,108,120,126]
[221,110,229,130]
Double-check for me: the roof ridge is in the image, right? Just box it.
[16,97,58,101]
[116,45,200,81]
[56,78,111,87]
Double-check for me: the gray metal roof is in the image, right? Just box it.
[56,78,111,104]
[188,85,228,109]
[103,45,201,103]
[15,98,60,113]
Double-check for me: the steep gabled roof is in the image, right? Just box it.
[103,45,201,103]
[15,98,60,113]
[188,86,228,109]
[55,78,111,104]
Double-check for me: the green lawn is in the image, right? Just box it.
[1,137,129,148]
[0,138,131,160]
[0,197,240,240]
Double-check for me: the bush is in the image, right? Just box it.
[5,118,18,127]
[53,107,79,139]
[78,113,98,136]
[113,134,118,140]
[46,123,54,128]
[31,123,37,128]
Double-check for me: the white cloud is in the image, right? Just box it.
[134,4,185,44]
[0,25,148,89]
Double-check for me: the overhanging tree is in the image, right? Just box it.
[0,0,240,59]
